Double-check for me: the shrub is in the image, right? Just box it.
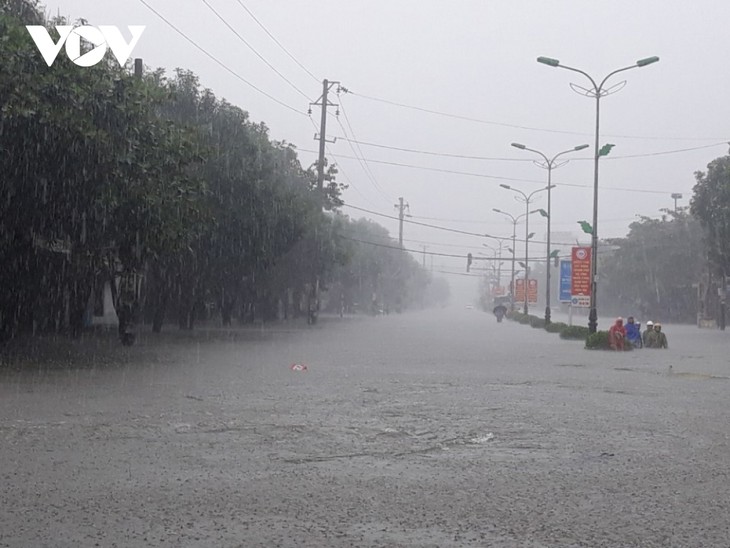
[529,316,546,329]
[586,331,635,350]
[508,311,524,322]
[545,321,568,333]
[559,325,591,340]
[585,331,611,349]
[518,314,532,325]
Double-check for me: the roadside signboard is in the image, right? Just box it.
[514,278,525,302]
[559,259,572,302]
[571,295,590,307]
[571,246,592,308]
[527,279,538,303]
[514,279,538,304]
[492,286,506,296]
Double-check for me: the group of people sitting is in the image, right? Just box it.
[608,316,668,351]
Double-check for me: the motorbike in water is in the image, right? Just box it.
[493,304,507,323]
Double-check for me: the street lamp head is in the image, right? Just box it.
[546,184,557,190]
[636,56,660,67]
[537,56,560,67]
[492,208,503,214]
[574,144,590,151]
[527,232,536,240]
[511,142,526,150]
[537,208,549,218]
[499,184,511,190]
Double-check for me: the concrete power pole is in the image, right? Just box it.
[394,197,409,246]
[307,79,339,324]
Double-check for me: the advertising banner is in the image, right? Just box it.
[559,259,572,302]
[514,279,538,304]
[570,247,592,296]
[514,278,525,302]
[527,279,538,303]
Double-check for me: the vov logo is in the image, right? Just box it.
[26,25,145,67]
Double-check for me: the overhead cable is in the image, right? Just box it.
[137,0,307,116]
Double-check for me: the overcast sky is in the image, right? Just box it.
[39,0,730,299]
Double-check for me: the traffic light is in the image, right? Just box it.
[466,253,473,272]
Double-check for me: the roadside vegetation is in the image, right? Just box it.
[0,1,448,345]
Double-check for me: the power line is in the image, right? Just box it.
[342,203,496,238]
[342,203,600,247]
[300,148,679,195]
[233,0,320,84]
[306,117,388,208]
[347,89,729,142]
[337,98,392,199]
[332,135,729,162]
[137,0,306,116]
[199,0,312,101]
[333,115,393,202]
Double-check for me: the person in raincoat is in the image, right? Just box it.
[650,323,668,349]
[493,303,507,323]
[608,317,627,351]
[624,316,642,348]
[642,320,655,347]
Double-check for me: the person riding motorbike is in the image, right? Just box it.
[625,316,642,348]
[493,304,507,323]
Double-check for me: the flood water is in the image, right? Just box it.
[2,309,729,547]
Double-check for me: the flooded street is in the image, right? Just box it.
[2,310,730,547]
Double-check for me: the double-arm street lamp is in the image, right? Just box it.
[496,182,553,314]
[537,55,659,332]
[482,242,506,296]
[511,143,589,325]
[492,209,530,312]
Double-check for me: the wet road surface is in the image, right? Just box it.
[2,310,730,547]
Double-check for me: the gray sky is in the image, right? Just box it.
[40,0,730,296]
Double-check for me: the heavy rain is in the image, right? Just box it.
[2,1,730,546]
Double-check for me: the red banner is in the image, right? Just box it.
[514,279,538,303]
[527,279,538,303]
[571,247,592,296]
[514,278,525,302]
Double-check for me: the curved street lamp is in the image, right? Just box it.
[537,55,659,332]
[493,208,530,312]
[482,241,507,297]
[511,143,589,324]
[496,182,553,314]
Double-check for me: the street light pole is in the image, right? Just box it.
[496,183,552,315]
[493,209,524,312]
[511,143,589,324]
[537,55,659,333]
[483,242,506,297]
[671,192,683,212]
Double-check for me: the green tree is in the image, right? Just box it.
[599,210,703,322]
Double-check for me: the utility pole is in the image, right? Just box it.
[671,192,683,213]
[307,79,339,324]
[394,197,409,246]
[422,245,427,268]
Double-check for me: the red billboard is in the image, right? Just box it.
[514,279,538,303]
[571,247,592,296]
[527,279,538,303]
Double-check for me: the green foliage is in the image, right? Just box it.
[692,153,730,277]
[585,331,611,349]
[518,314,532,325]
[529,316,546,329]
[559,325,591,340]
[0,3,438,338]
[506,311,523,322]
[545,321,568,333]
[585,331,635,350]
[599,210,703,323]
